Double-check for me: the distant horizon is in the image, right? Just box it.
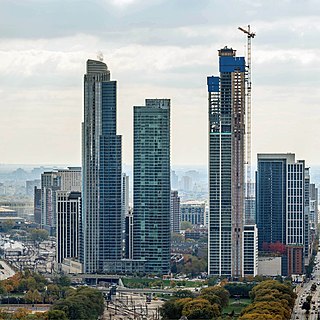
[3,162,320,168]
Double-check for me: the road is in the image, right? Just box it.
[0,259,16,280]
[292,252,320,320]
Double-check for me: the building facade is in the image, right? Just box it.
[207,47,246,277]
[170,191,180,233]
[245,182,255,225]
[26,179,40,197]
[41,167,81,233]
[133,99,171,275]
[122,173,130,255]
[81,59,122,273]
[243,224,258,277]
[181,201,205,226]
[34,187,41,225]
[310,184,318,228]
[256,153,308,276]
[256,155,288,250]
[125,209,133,260]
[56,191,81,266]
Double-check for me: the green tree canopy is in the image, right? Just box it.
[182,298,220,319]
[240,301,291,320]
[29,228,49,243]
[181,221,193,230]
[47,309,68,320]
[200,286,230,307]
[1,219,15,232]
[51,287,104,320]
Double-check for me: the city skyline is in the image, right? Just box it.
[1,0,320,166]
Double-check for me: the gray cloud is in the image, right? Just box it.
[0,0,320,165]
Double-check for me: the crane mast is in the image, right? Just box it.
[238,25,255,199]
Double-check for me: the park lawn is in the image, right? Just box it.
[122,277,203,288]
[223,298,251,318]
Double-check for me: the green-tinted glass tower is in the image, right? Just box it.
[133,99,171,275]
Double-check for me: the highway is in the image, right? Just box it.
[0,260,15,280]
[292,252,320,320]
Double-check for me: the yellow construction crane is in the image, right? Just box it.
[238,25,255,198]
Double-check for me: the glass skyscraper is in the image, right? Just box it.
[256,153,307,275]
[207,47,246,277]
[81,60,122,273]
[133,99,171,275]
[256,155,287,250]
[256,154,306,250]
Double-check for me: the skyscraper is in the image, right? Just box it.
[310,183,318,228]
[256,155,287,250]
[56,191,81,266]
[207,47,246,277]
[81,59,122,273]
[170,191,180,233]
[41,167,81,234]
[133,99,171,275]
[34,186,41,225]
[256,153,306,275]
[243,225,258,277]
[256,154,305,250]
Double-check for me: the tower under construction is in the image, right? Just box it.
[207,47,246,277]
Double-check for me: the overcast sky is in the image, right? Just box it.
[0,0,319,167]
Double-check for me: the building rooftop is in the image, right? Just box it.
[181,201,205,206]
[0,207,15,213]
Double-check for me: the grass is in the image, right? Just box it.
[122,277,203,288]
[223,298,251,318]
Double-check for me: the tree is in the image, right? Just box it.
[302,301,311,313]
[171,263,177,274]
[200,286,230,307]
[152,280,163,288]
[198,293,222,310]
[240,301,291,320]
[47,309,68,320]
[240,280,296,320]
[269,242,286,255]
[240,313,282,320]
[29,229,49,243]
[1,219,15,232]
[175,289,194,298]
[171,232,184,243]
[54,275,71,287]
[181,221,193,230]
[207,276,219,286]
[182,298,220,319]
[12,308,31,319]
[250,280,296,308]
[25,290,42,304]
[224,283,255,298]
[52,287,104,320]
[160,299,183,320]
[178,255,207,277]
